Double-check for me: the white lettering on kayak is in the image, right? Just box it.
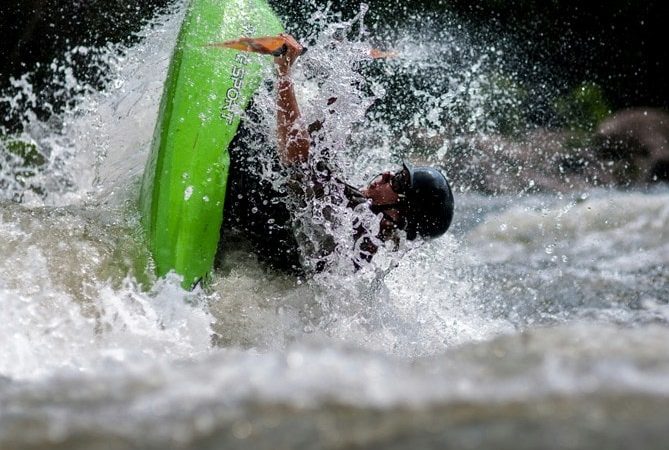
[221,25,256,125]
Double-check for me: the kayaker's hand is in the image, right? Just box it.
[274,34,305,75]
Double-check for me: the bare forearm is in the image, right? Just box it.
[276,69,310,165]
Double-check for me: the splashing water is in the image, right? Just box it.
[0,3,668,449]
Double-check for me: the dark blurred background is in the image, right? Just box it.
[1,0,666,131]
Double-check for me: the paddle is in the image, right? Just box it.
[207,33,396,60]
[206,34,305,57]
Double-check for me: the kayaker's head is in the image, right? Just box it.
[362,163,454,241]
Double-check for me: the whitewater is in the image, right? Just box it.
[0,5,668,449]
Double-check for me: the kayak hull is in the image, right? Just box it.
[140,0,283,288]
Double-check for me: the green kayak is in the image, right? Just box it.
[140,0,284,288]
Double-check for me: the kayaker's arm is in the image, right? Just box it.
[274,42,391,163]
[274,40,310,166]
[211,34,311,165]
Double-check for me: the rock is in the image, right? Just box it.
[414,109,669,194]
[431,130,616,194]
[595,108,669,183]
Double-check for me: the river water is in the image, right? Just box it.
[1,5,668,449]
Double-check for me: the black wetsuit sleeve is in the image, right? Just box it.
[221,115,303,275]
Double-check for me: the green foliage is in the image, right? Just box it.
[0,135,48,201]
[554,82,610,131]
[2,137,46,167]
[481,73,528,136]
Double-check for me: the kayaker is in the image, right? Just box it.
[219,34,454,274]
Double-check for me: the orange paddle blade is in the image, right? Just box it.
[369,48,398,59]
[207,36,287,55]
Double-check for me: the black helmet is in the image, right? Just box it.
[402,162,454,240]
